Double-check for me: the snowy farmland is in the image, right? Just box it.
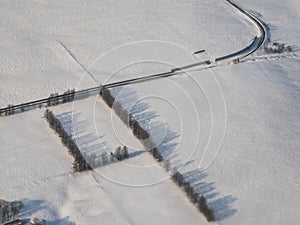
[1,0,300,224]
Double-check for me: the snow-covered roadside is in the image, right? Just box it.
[100,2,300,224]
[52,96,210,225]
[109,55,300,225]
[0,0,256,107]
[0,0,299,224]
[0,98,210,225]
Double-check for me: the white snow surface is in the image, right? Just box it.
[0,0,258,107]
[1,0,300,224]
[0,103,208,225]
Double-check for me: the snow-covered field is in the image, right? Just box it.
[1,0,300,224]
[0,0,258,107]
[0,101,209,224]
[115,58,300,225]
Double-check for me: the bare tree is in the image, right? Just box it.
[122,146,129,159]
[44,109,92,172]
[198,196,215,222]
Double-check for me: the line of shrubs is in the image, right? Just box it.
[0,199,23,223]
[46,89,76,106]
[100,87,162,160]
[44,109,92,172]
[172,171,215,221]
[0,89,77,117]
[100,87,149,140]
[111,146,129,161]
[1,104,15,116]
[76,146,130,169]
[99,86,214,222]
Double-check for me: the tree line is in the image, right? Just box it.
[100,87,164,164]
[0,89,77,116]
[100,87,150,140]
[0,199,23,223]
[111,146,129,161]
[86,146,130,168]
[172,171,215,221]
[46,89,76,106]
[2,104,15,116]
[99,86,215,222]
[44,109,92,172]
[44,108,131,171]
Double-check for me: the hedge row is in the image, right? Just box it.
[0,89,76,116]
[99,86,214,222]
[44,109,92,172]
[100,87,149,140]
[0,200,23,223]
[172,171,215,221]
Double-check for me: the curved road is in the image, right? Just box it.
[223,0,267,60]
[101,0,269,87]
[0,0,268,116]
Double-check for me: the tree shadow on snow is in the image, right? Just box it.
[18,199,46,218]
[110,87,181,167]
[55,111,108,154]
[16,86,235,223]
[55,111,89,137]
[55,110,149,168]
[107,86,237,221]
[47,217,76,225]
[128,150,147,158]
[182,169,237,221]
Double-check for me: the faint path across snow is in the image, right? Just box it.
[0,0,269,115]
[58,41,98,84]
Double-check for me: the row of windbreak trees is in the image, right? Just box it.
[99,86,215,222]
[44,108,130,171]
[0,89,77,116]
[84,146,129,168]
[100,87,153,143]
[2,104,15,116]
[44,109,92,172]
[100,87,163,161]
[172,171,214,221]
[0,200,23,223]
[46,89,76,106]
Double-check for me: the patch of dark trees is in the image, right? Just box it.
[264,42,293,54]
[110,146,129,161]
[46,89,76,106]
[44,109,92,172]
[84,146,130,168]
[81,146,129,169]
[0,89,77,116]
[100,87,169,166]
[100,87,150,140]
[99,86,215,222]
[2,104,15,116]
[0,199,23,223]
